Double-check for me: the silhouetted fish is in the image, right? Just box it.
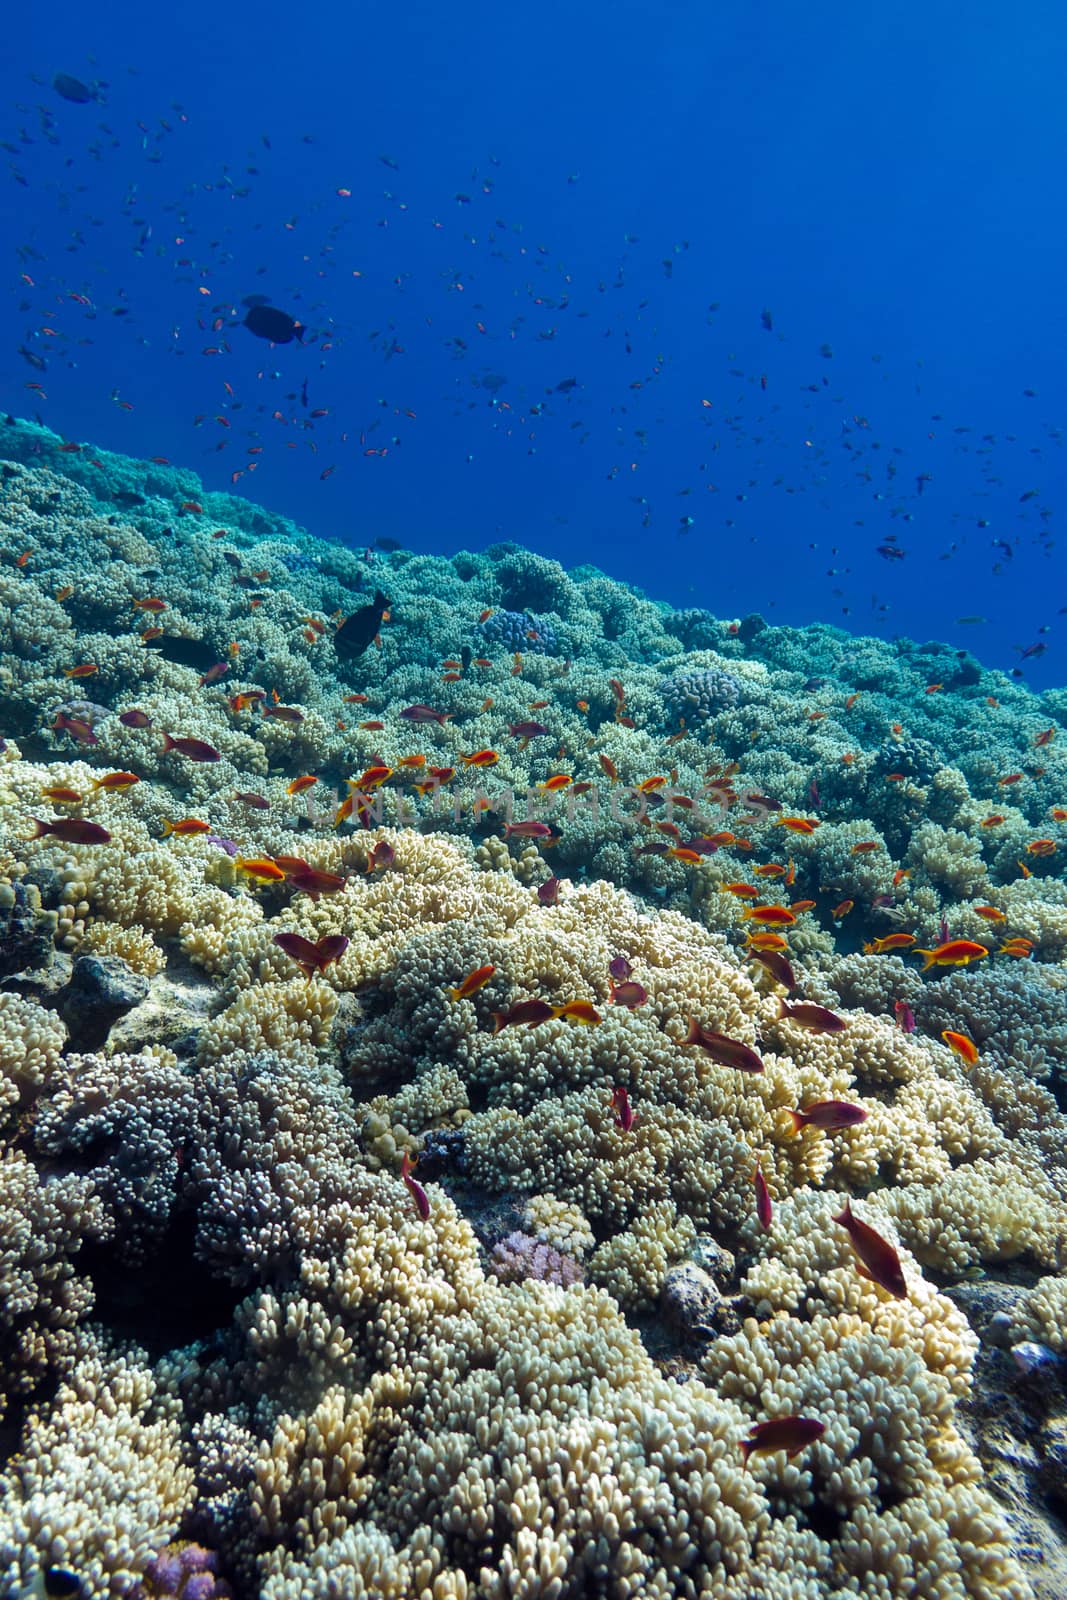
[242,305,304,344]
[334,592,390,659]
[53,73,97,104]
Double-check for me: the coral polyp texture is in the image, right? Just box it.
[0,419,1065,1598]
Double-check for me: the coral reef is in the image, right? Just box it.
[0,419,1065,1598]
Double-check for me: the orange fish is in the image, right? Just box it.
[973,906,1006,923]
[399,754,426,769]
[162,817,212,837]
[721,883,759,898]
[234,857,286,883]
[746,931,789,951]
[979,815,1006,828]
[668,847,704,865]
[913,939,987,971]
[344,693,369,704]
[353,765,392,789]
[844,693,860,709]
[775,817,819,835]
[942,1030,979,1066]
[286,775,319,795]
[831,899,854,920]
[478,608,495,623]
[132,597,167,612]
[461,750,499,768]
[401,1150,430,1220]
[1027,839,1057,857]
[540,774,572,792]
[999,938,1033,959]
[998,773,1024,786]
[1051,807,1067,822]
[64,664,98,678]
[359,720,385,731]
[636,776,667,794]
[742,905,797,927]
[54,586,74,602]
[892,868,911,887]
[41,786,83,804]
[850,841,881,854]
[863,933,916,954]
[1034,727,1056,747]
[789,899,817,914]
[449,964,496,1001]
[753,864,786,879]
[92,771,140,793]
[553,1000,601,1026]
[598,754,619,783]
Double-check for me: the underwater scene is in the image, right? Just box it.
[1,5,1066,1599]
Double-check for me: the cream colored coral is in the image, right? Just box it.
[523,1192,595,1259]
[0,1334,195,1599]
[79,918,166,977]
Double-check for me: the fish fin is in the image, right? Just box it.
[787,1109,806,1134]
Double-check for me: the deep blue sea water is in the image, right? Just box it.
[3,0,1064,687]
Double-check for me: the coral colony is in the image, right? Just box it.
[0,417,1064,1598]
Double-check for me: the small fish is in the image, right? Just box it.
[608,956,633,982]
[42,786,84,804]
[492,999,556,1032]
[162,733,221,762]
[1027,839,1057,857]
[598,754,619,783]
[894,999,916,1033]
[366,839,395,872]
[788,1100,868,1132]
[273,930,349,977]
[980,814,1006,828]
[778,999,846,1035]
[163,812,212,838]
[199,662,229,686]
[132,597,167,613]
[91,771,140,793]
[234,856,286,883]
[832,899,854,920]
[334,591,390,659]
[610,980,648,1009]
[30,816,110,845]
[611,1085,635,1133]
[554,1000,601,1025]
[537,876,561,906]
[740,1416,825,1466]
[912,939,988,971]
[1034,727,1056,747]
[540,774,573,792]
[353,765,392,790]
[287,775,319,795]
[747,948,796,990]
[233,791,270,809]
[942,1029,979,1066]
[462,749,499,767]
[753,864,787,879]
[684,1019,763,1073]
[864,933,916,953]
[746,931,789,952]
[742,906,797,927]
[287,866,347,899]
[850,841,881,855]
[754,1160,773,1229]
[399,1150,431,1220]
[999,937,1034,959]
[262,704,304,723]
[775,817,819,834]
[509,720,549,740]
[833,1199,907,1299]
[118,707,152,730]
[503,820,555,840]
[450,964,496,1001]
[721,883,760,898]
[400,703,451,726]
[64,664,98,679]
[973,906,1006,923]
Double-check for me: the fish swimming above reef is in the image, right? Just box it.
[334,592,390,659]
[241,304,305,344]
[53,72,101,103]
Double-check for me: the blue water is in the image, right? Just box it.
[3,0,1065,686]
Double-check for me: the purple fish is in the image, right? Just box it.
[205,835,239,858]
[894,999,916,1034]
[608,956,633,982]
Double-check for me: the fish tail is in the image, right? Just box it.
[777,996,788,1020]
[913,949,936,970]
[739,1439,754,1468]
[831,1201,851,1227]
[491,1011,506,1034]
[28,817,51,839]
[161,732,176,753]
[448,986,462,1002]
[684,1016,702,1046]
[787,1109,806,1134]
[161,820,174,837]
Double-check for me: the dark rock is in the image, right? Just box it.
[0,877,58,978]
[736,612,766,642]
[58,954,149,1049]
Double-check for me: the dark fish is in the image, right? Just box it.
[143,634,219,672]
[242,304,305,344]
[18,346,48,372]
[44,1571,84,1600]
[30,816,110,845]
[53,73,96,104]
[373,536,403,552]
[335,592,390,660]
[111,490,145,508]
